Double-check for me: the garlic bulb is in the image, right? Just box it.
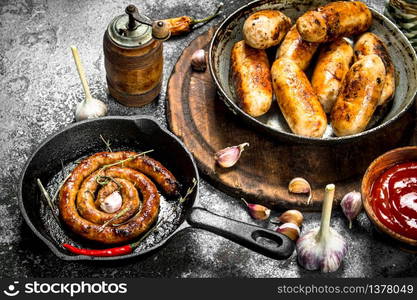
[100,191,122,213]
[296,184,347,273]
[191,49,207,71]
[277,222,300,241]
[214,142,249,168]
[340,191,362,229]
[71,46,108,122]
[75,98,108,121]
[241,198,270,220]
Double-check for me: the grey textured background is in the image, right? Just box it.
[1,0,416,278]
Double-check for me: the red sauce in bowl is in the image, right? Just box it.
[371,161,417,240]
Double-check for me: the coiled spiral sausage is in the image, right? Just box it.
[59,151,180,244]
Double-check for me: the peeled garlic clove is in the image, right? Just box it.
[340,191,362,229]
[100,191,122,213]
[214,142,249,168]
[191,49,207,71]
[278,209,304,227]
[241,198,270,220]
[288,177,311,194]
[277,222,300,241]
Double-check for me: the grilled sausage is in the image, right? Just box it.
[331,54,386,136]
[231,40,273,117]
[296,1,372,43]
[77,177,140,225]
[354,32,395,105]
[271,58,327,138]
[243,10,291,49]
[312,38,354,113]
[276,25,319,70]
[59,151,180,244]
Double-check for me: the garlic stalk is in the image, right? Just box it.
[340,191,362,229]
[296,184,347,273]
[241,198,270,220]
[214,142,249,168]
[71,46,108,121]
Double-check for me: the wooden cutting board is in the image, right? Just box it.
[166,27,415,210]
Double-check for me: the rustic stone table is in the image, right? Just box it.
[0,0,416,278]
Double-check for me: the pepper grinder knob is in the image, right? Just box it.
[152,20,171,40]
[125,4,153,27]
[126,4,139,30]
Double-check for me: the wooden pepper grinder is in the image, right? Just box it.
[103,4,170,107]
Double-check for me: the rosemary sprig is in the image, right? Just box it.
[95,175,122,189]
[96,176,110,185]
[98,207,130,232]
[100,134,112,152]
[37,178,60,224]
[179,177,198,203]
[98,150,154,173]
[112,202,142,227]
[94,150,153,189]
[74,157,85,164]
[52,174,71,205]
[60,160,65,178]
[130,218,164,249]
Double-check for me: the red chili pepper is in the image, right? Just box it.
[62,243,133,257]
[62,219,163,257]
[163,3,223,36]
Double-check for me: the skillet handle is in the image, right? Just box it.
[187,207,295,259]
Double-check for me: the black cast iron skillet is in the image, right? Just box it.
[18,116,294,261]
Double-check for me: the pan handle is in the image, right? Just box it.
[187,207,295,259]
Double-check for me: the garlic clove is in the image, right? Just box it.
[288,177,311,193]
[100,191,122,213]
[276,222,300,240]
[340,191,362,229]
[288,177,313,204]
[241,198,270,220]
[191,49,207,71]
[214,142,249,168]
[247,204,271,220]
[278,209,304,227]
